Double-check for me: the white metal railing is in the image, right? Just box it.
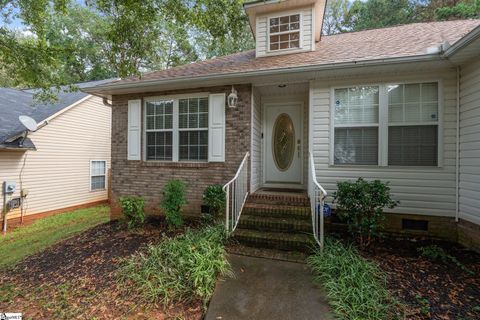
[224,152,250,233]
[308,152,328,251]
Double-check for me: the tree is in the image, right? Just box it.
[344,0,418,32]
[435,0,480,20]
[322,0,351,35]
[0,0,254,96]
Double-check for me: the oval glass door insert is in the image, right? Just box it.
[272,113,295,171]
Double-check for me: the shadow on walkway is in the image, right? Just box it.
[205,254,332,320]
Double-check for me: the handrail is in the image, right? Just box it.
[223,152,250,233]
[308,152,327,251]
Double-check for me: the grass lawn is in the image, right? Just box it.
[0,205,110,267]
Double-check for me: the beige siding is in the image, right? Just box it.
[251,87,262,192]
[310,69,458,217]
[459,59,480,225]
[256,6,314,58]
[0,96,111,220]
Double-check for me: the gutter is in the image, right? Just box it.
[455,66,461,223]
[82,53,445,94]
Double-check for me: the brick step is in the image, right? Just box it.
[243,202,311,220]
[247,193,310,206]
[227,243,308,263]
[238,215,312,233]
[233,229,315,252]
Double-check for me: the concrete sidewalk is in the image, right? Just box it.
[205,254,332,320]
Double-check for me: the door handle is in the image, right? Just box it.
[297,139,301,158]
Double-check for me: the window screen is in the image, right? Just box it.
[269,14,300,51]
[334,86,379,165]
[178,97,208,161]
[146,100,174,161]
[90,161,106,190]
[388,83,438,166]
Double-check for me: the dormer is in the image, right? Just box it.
[244,0,326,58]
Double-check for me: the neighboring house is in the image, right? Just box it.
[0,80,112,226]
[84,0,480,251]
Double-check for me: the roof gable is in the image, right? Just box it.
[0,79,114,144]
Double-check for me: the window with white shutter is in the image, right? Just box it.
[141,93,225,163]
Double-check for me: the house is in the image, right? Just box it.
[0,80,112,227]
[83,0,480,251]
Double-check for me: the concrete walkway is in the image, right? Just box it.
[205,254,332,320]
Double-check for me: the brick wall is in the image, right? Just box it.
[458,219,480,253]
[110,84,252,217]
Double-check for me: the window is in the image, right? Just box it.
[146,100,173,161]
[388,83,438,166]
[90,161,106,191]
[179,97,208,161]
[333,86,379,165]
[332,82,440,167]
[269,14,300,51]
[144,96,209,162]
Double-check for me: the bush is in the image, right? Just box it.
[334,178,398,248]
[119,196,145,229]
[307,238,402,320]
[202,185,226,224]
[118,225,232,305]
[160,180,187,229]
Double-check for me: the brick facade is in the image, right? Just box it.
[110,84,252,217]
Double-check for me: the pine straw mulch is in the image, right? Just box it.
[0,217,203,320]
[359,237,480,320]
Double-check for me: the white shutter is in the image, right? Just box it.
[208,93,226,162]
[127,99,141,160]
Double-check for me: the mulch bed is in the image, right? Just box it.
[0,217,204,320]
[359,237,480,320]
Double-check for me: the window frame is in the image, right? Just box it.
[266,11,303,53]
[89,160,107,192]
[143,93,210,163]
[329,80,443,168]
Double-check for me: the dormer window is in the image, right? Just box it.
[269,14,301,51]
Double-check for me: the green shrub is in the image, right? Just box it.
[307,238,402,320]
[160,180,187,229]
[118,225,232,305]
[119,196,145,229]
[334,178,398,248]
[202,185,226,224]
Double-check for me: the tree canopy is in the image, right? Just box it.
[0,0,478,98]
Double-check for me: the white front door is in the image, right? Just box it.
[264,102,303,185]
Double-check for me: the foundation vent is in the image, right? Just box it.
[402,219,429,231]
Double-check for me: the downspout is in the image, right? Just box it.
[455,66,460,223]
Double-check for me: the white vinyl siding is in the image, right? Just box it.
[459,59,480,225]
[310,70,456,217]
[256,6,314,57]
[251,86,262,192]
[0,96,111,220]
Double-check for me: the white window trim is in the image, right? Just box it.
[266,11,303,54]
[329,80,443,168]
[143,93,210,163]
[90,160,107,192]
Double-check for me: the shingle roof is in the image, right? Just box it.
[103,19,480,87]
[0,79,114,145]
